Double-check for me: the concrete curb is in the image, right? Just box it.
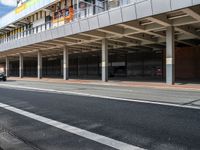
[7,77,200,92]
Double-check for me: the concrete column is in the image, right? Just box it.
[63,46,69,80]
[37,51,42,79]
[102,39,108,82]
[19,54,24,78]
[5,57,9,77]
[166,26,175,85]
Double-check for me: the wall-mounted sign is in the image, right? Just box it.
[15,0,41,14]
[17,0,28,7]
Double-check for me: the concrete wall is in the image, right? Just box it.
[69,53,101,79]
[163,46,200,80]
[9,60,19,77]
[176,46,200,80]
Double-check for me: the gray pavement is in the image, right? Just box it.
[0,84,199,149]
[0,106,115,150]
[0,131,37,150]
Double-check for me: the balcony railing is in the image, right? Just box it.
[0,0,147,44]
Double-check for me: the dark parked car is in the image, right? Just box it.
[0,73,6,81]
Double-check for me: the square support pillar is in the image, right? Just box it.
[5,57,9,77]
[102,39,108,82]
[63,47,69,80]
[19,54,24,78]
[166,26,175,85]
[37,51,42,79]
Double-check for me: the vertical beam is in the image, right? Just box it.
[37,51,42,79]
[166,26,175,85]
[5,57,9,77]
[102,39,108,82]
[19,54,24,78]
[77,55,79,77]
[63,46,69,80]
[77,0,79,18]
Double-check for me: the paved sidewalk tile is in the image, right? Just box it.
[7,77,200,91]
[2,78,200,107]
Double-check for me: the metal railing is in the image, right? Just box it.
[0,0,147,44]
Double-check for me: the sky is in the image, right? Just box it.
[0,0,17,16]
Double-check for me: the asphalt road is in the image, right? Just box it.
[0,87,199,150]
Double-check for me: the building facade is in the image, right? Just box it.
[0,0,200,84]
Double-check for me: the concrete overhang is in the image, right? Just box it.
[0,0,200,58]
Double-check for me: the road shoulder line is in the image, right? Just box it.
[0,102,144,150]
[0,84,200,110]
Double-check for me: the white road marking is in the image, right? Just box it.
[0,102,144,150]
[0,84,200,110]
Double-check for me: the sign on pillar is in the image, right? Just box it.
[166,26,175,85]
[63,46,69,80]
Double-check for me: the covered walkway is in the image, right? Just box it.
[2,44,200,85]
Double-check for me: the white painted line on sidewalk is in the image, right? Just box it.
[1,84,200,110]
[0,102,144,150]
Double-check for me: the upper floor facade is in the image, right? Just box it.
[0,0,200,52]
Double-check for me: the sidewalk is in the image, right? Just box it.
[8,77,200,91]
[1,77,200,107]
